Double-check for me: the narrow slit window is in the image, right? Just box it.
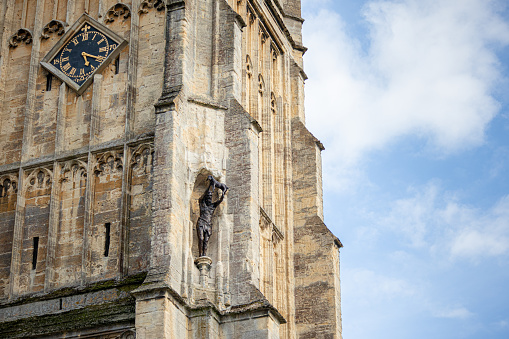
[114,57,120,74]
[46,73,52,91]
[32,237,39,270]
[104,223,111,257]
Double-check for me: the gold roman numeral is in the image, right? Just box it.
[79,68,85,76]
[72,38,79,46]
[69,67,77,76]
[61,56,69,62]
[82,33,88,41]
[97,38,105,45]
[62,63,71,71]
[99,47,107,53]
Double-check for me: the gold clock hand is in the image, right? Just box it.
[82,52,105,62]
[81,52,90,66]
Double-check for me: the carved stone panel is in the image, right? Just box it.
[128,143,153,274]
[51,160,87,287]
[0,174,18,298]
[19,168,53,295]
[87,151,123,280]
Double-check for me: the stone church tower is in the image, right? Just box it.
[0,0,342,338]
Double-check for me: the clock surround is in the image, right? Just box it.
[41,13,127,95]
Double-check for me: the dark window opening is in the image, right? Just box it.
[59,298,63,310]
[46,73,53,91]
[114,57,120,75]
[104,223,111,257]
[32,237,39,270]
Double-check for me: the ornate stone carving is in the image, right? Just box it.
[260,207,284,246]
[25,168,52,191]
[105,3,131,23]
[258,74,265,94]
[0,174,18,198]
[130,143,153,174]
[259,27,268,44]
[60,160,87,183]
[247,6,255,25]
[41,20,66,39]
[246,55,253,77]
[139,0,165,14]
[8,28,33,48]
[94,151,123,176]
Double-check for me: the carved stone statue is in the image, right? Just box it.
[197,176,228,257]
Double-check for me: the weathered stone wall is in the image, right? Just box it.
[0,0,342,338]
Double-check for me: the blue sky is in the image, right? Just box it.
[301,0,509,338]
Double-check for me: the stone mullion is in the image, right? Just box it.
[90,74,103,146]
[262,35,274,219]
[0,0,16,130]
[81,152,94,284]
[21,0,28,28]
[274,96,284,228]
[19,0,44,163]
[119,144,131,277]
[210,0,220,99]
[125,0,140,139]
[52,0,59,20]
[8,168,26,297]
[97,0,104,20]
[66,0,76,25]
[55,83,67,155]
[44,160,61,291]
[283,93,296,339]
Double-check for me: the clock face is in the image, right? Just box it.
[49,24,118,86]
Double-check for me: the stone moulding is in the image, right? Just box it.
[138,0,165,14]
[260,207,284,245]
[0,174,18,197]
[130,143,154,174]
[8,28,33,48]
[93,150,123,176]
[24,167,53,192]
[41,20,67,39]
[105,3,131,23]
[59,159,87,183]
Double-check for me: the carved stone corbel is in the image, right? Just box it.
[105,3,131,23]
[0,174,18,198]
[41,20,67,39]
[8,28,33,48]
[139,0,165,14]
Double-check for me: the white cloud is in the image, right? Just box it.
[378,183,509,261]
[303,0,509,166]
[433,306,474,319]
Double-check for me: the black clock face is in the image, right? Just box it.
[50,24,118,86]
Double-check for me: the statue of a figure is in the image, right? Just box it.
[197,176,228,257]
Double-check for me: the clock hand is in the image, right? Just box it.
[81,52,90,66]
[81,52,105,62]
